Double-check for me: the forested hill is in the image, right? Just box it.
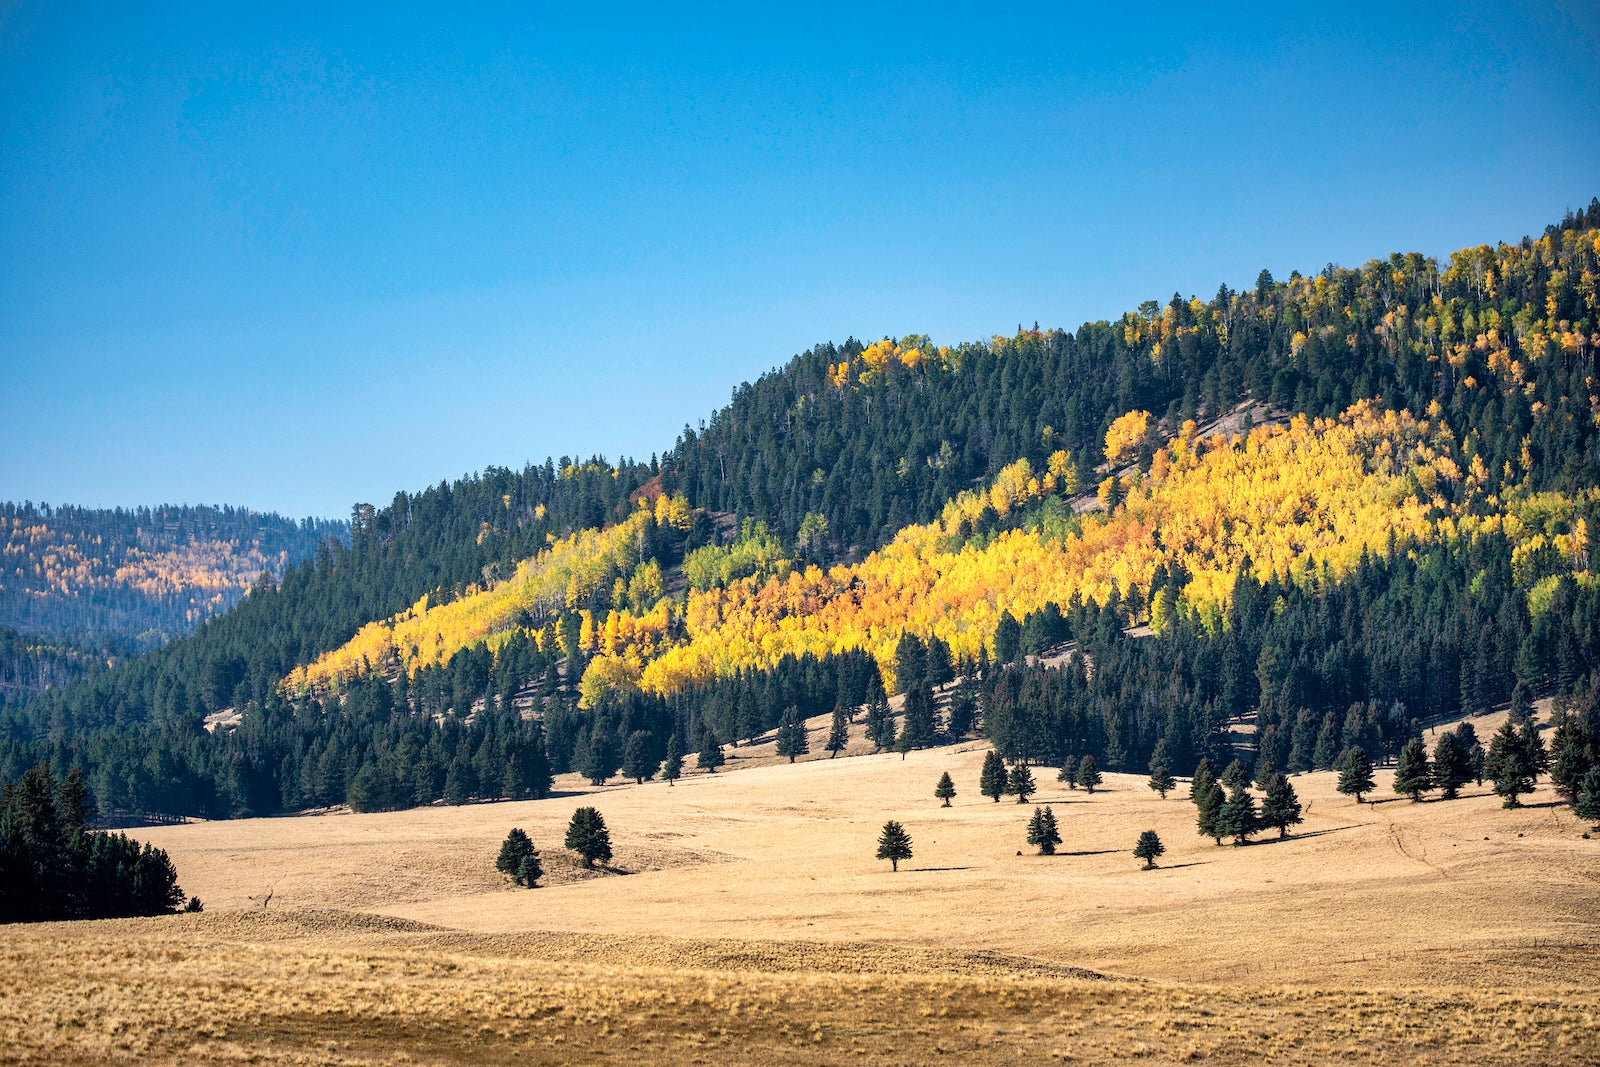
[4,199,1600,820]
[672,200,1600,552]
[1,503,345,650]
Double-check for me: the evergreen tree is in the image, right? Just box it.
[580,728,619,786]
[775,709,809,763]
[515,852,543,889]
[876,820,913,872]
[1574,765,1600,829]
[935,771,956,807]
[1027,805,1062,854]
[900,685,937,751]
[496,827,535,877]
[1059,754,1079,788]
[1551,737,1593,804]
[979,750,1007,802]
[1508,681,1535,727]
[1133,830,1165,869]
[1259,773,1303,838]
[696,729,726,773]
[1433,730,1476,800]
[1455,722,1486,785]
[1220,759,1248,791]
[826,707,849,758]
[864,691,892,752]
[1148,763,1177,799]
[1337,746,1375,804]
[1076,755,1102,793]
[1008,762,1036,803]
[661,734,684,785]
[1392,737,1434,802]
[621,731,659,784]
[1189,758,1216,804]
[564,807,612,869]
[1218,786,1259,845]
[1486,720,1537,808]
[1195,780,1225,844]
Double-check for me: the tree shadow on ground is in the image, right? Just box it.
[1055,848,1123,857]
[909,866,976,873]
[1241,825,1357,846]
[1151,861,1208,871]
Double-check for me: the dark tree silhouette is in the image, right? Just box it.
[1133,830,1165,869]
[876,820,913,872]
[565,807,612,869]
[935,772,956,807]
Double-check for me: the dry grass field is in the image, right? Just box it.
[4,704,1598,1065]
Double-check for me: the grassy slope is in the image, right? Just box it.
[5,704,1593,1065]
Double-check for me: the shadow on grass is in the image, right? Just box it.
[1056,849,1123,857]
[910,866,976,873]
[1241,825,1358,846]
[1150,861,1209,871]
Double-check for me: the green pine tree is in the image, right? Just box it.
[1059,754,1079,788]
[1486,720,1536,808]
[1336,746,1375,804]
[826,707,849,758]
[1574,765,1600,829]
[1133,829,1165,869]
[1259,773,1303,838]
[1392,737,1433,802]
[564,807,612,869]
[935,771,956,807]
[1076,755,1102,793]
[876,820,913,872]
[661,734,684,785]
[1189,758,1215,804]
[1008,762,1036,803]
[1432,730,1475,800]
[1218,786,1259,845]
[775,708,809,763]
[1027,805,1062,854]
[696,729,726,774]
[1148,762,1177,799]
[1196,782,1225,844]
[980,750,1007,802]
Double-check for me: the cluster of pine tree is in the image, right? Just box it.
[0,764,193,922]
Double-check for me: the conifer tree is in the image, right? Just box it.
[900,685,937,751]
[1575,765,1600,830]
[1221,758,1248,791]
[1189,758,1215,804]
[622,730,659,784]
[1259,773,1303,838]
[1218,786,1259,845]
[876,820,913,872]
[1059,754,1079,788]
[1486,720,1537,807]
[775,708,809,763]
[980,750,1007,802]
[1337,746,1375,804]
[1508,681,1535,727]
[497,827,535,877]
[581,728,619,786]
[1148,762,1176,799]
[661,734,683,785]
[1432,729,1475,799]
[1008,762,1036,803]
[516,852,543,889]
[1027,805,1061,854]
[1392,737,1434,802]
[696,729,726,774]
[564,807,612,869]
[1076,755,1102,793]
[1195,781,1225,844]
[826,707,849,758]
[935,771,956,807]
[1133,830,1165,869]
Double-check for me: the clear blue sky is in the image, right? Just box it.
[3,2,1597,521]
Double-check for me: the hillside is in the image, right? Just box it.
[4,202,1600,821]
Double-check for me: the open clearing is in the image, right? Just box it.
[4,706,1598,1064]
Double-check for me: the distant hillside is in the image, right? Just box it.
[6,199,1600,820]
[0,502,345,650]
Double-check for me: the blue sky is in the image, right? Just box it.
[2,2,1597,520]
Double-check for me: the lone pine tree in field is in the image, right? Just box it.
[565,807,612,869]
[1337,746,1376,804]
[1392,737,1434,802]
[775,708,809,763]
[980,750,1007,802]
[697,729,726,773]
[826,707,848,757]
[935,771,956,807]
[661,734,683,785]
[1008,762,1036,803]
[1259,773,1303,838]
[876,820,913,872]
[1076,755,1102,793]
[1133,830,1165,869]
[1026,805,1061,854]
[1059,754,1079,788]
